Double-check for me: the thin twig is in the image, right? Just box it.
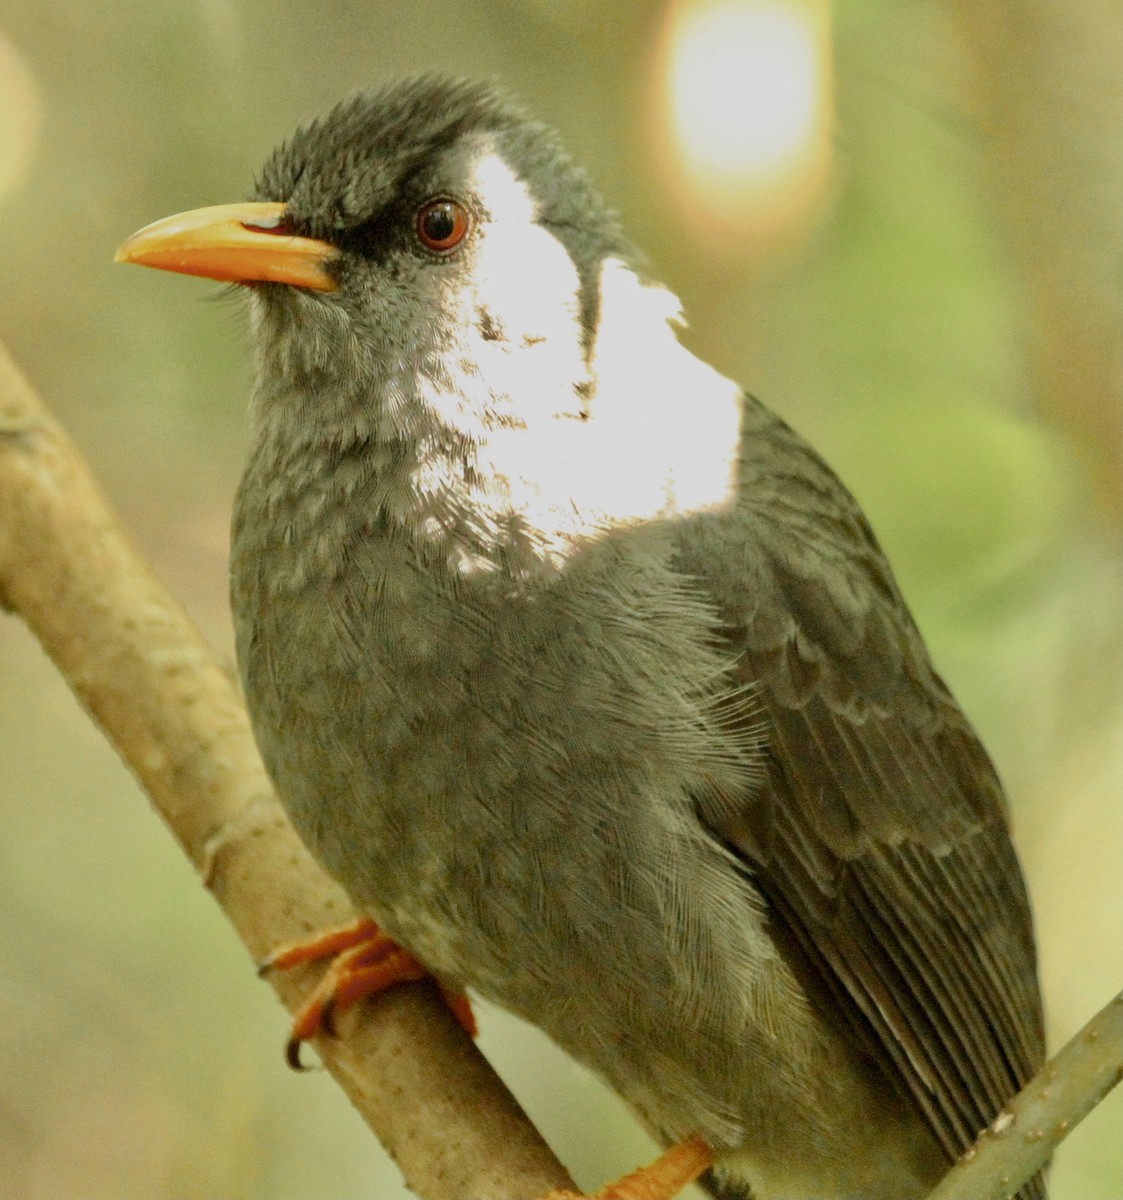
[925,991,1123,1200]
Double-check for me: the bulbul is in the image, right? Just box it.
[117,76,1045,1200]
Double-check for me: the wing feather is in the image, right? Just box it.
[676,396,1046,1199]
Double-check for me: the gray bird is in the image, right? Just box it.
[116,76,1045,1200]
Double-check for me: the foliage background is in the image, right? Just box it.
[0,2,1119,1197]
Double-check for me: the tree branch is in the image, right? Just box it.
[926,990,1123,1200]
[0,338,574,1200]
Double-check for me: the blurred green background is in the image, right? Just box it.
[1,2,1119,1198]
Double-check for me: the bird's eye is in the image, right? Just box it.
[416,198,470,253]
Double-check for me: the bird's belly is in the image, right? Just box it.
[256,682,942,1193]
[235,557,945,1197]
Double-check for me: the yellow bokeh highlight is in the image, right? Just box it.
[658,0,834,244]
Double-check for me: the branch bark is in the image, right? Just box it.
[0,338,573,1200]
[926,990,1123,1200]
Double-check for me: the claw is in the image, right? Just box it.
[286,1034,310,1072]
[258,916,383,976]
[260,916,475,1066]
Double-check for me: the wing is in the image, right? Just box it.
[677,396,1046,1197]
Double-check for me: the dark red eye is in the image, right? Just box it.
[416,198,470,252]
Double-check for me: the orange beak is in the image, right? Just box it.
[115,201,337,291]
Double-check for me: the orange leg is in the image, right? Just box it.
[544,1137,714,1200]
[259,916,475,1068]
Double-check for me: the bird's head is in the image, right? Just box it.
[117,77,741,559]
[118,77,631,441]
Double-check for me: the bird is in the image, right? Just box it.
[116,75,1046,1200]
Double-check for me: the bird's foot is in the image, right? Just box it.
[258,916,475,1068]
[544,1137,713,1200]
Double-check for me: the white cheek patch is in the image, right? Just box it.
[467,144,540,224]
[427,143,589,435]
[419,144,742,570]
[461,258,743,567]
[466,148,586,404]
[578,259,743,521]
